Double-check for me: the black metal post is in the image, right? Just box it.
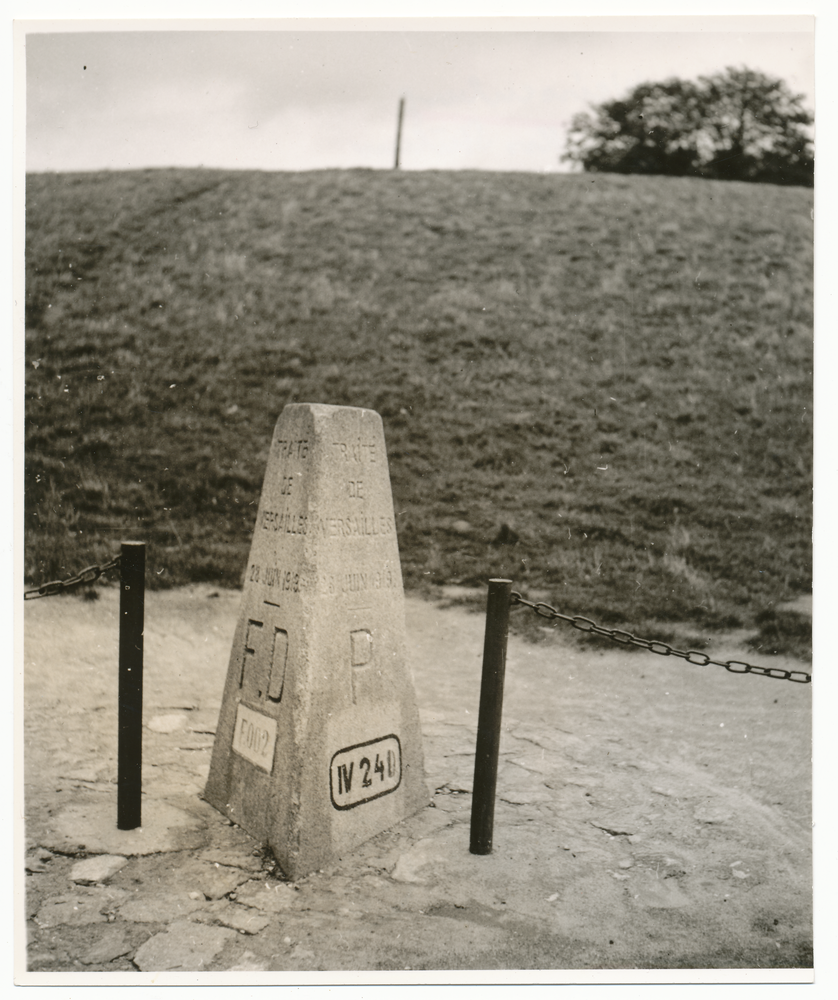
[118,541,145,830]
[470,578,513,855]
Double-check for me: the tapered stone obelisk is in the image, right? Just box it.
[205,404,428,878]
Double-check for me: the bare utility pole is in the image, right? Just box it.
[394,97,405,169]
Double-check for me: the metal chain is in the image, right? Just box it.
[24,555,122,601]
[510,592,811,685]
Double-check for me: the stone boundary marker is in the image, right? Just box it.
[205,403,428,878]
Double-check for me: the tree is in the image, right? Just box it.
[563,67,813,186]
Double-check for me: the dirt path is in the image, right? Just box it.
[20,586,812,978]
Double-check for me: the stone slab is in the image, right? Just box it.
[147,713,190,733]
[194,900,273,934]
[69,854,129,884]
[225,949,272,971]
[77,925,135,965]
[42,800,207,856]
[233,879,298,914]
[132,920,237,972]
[194,863,253,900]
[205,404,428,878]
[118,891,208,924]
[33,894,109,929]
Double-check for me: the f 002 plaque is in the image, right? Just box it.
[232,703,278,773]
[330,735,401,810]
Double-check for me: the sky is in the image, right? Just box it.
[21,16,815,175]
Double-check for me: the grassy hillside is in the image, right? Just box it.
[24,168,813,658]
